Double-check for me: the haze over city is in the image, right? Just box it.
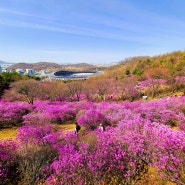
[1,0,185,64]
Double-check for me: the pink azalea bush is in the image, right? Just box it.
[137,79,167,89]
[178,122,185,132]
[45,105,76,123]
[0,140,18,185]
[45,119,185,184]
[118,117,185,183]
[1,97,185,184]
[17,125,53,145]
[77,109,107,130]
[134,98,185,127]
[0,102,32,128]
[23,112,51,126]
[45,130,148,184]
[175,76,185,82]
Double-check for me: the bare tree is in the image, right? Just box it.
[12,79,41,104]
[66,80,84,101]
[94,77,109,101]
[83,77,110,101]
[44,81,68,101]
[83,78,98,101]
[114,76,138,101]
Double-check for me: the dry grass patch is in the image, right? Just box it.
[0,121,76,141]
[136,167,176,185]
[0,127,18,140]
[53,120,76,132]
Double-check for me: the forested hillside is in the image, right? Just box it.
[105,50,185,79]
[97,50,185,99]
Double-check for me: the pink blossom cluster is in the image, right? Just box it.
[175,76,185,82]
[1,97,185,184]
[0,102,32,128]
[137,79,167,89]
[0,140,18,184]
[46,119,185,184]
[77,108,106,130]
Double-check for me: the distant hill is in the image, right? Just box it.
[8,62,61,71]
[7,62,97,72]
[66,63,96,68]
[64,63,99,71]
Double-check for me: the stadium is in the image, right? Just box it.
[51,70,102,80]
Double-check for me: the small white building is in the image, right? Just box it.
[26,69,35,75]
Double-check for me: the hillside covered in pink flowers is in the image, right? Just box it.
[1,51,185,184]
[1,96,185,184]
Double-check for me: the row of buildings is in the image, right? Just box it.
[0,64,50,77]
[14,68,36,75]
[0,64,13,73]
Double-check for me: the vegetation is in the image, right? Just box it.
[1,98,185,184]
[106,50,185,79]
[0,72,22,97]
[0,72,40,98]
[8,62,97,72]
[1,50,185,102]
[1,50,185,184]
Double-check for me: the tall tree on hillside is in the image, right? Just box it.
[46,81,68,101]
[83,79,96,101]
[13,79,41,104]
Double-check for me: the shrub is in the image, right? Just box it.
[18,145,57,185]
[0,102,32,128]
[77,109,107,130]
[0,140,19,185]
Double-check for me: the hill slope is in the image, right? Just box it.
[104,50,185,79]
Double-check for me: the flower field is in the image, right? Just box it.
[0,97,185,184]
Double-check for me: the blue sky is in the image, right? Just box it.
[0,0,185,64]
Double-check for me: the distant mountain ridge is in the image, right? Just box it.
[7,62,97,71]
[0,60,13,64]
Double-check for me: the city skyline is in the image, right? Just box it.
[1,0,185,64]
